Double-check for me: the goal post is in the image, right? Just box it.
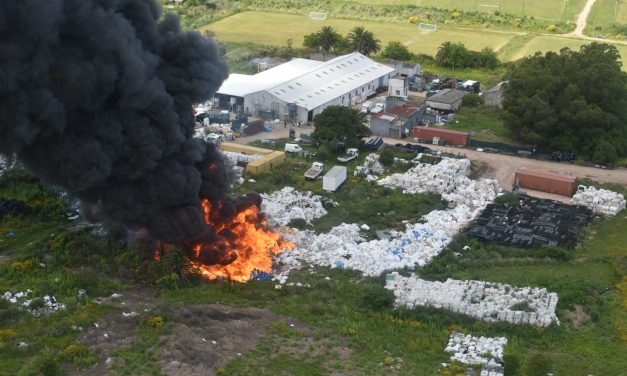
[418,23,438,32]
[477,3,500,14]
[308,12,328,21]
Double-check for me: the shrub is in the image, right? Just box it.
[547,24,557,32]
[147,315,165,329]
[523,353,552,376]
[379,148,395,168]
[359,283,395,310]
[464,93,483,107]
[0,329,17,341]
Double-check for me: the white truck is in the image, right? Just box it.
[370,103,385,114]
[323,166,347,192]
[337,148,359,163]
[360,101,373,114]
[284,143,303,153]
[304,162,324,180]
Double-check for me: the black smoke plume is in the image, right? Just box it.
[0,0,233,244]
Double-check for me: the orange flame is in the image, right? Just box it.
[190,199,294,282]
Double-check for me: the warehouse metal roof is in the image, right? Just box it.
[216,58,324,97]
[216,53,395,111]
[269,53,395,110]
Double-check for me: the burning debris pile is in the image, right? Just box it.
[445,332,507,375]
[466,197,593,249]
[260,187,328,226]
[386,273,560,327]
[2,290,65,316]
[571,185,626,216]
[0,0,298,281]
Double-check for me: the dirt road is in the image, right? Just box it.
[572,0,597,38]
[230,129,626,190]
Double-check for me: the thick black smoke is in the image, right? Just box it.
[0,0,231,244]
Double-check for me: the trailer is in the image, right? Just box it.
[323,166,347,192]
[337,148,359,163]
[304,162,324,180]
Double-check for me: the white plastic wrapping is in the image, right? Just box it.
[571,185,625,216]
[261,187,328,226]
[386,273,560,327]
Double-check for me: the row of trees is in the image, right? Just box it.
[503,43,627,164]
[303,26,382,56]
[435,42,500,69]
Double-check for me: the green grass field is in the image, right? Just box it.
[203,11,520,55]
[335,0,585,20]
[585,0,627,36]
[206,11,627,70]
[509,34,627,62]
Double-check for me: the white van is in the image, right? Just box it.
[284,143,303,153]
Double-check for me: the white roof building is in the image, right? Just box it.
[215,53,396,123]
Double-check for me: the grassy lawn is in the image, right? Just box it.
[1,163,626,375]
[510,34,627,66]
[203,11,519,56]
[205,11,627,71]
[445,106,514,143]
[585,0,627,37]
[331,0,584,20]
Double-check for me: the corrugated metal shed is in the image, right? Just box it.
[216,59,325,97]
[270,53,395,110]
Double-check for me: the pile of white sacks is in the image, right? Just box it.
[385,273,559,327]
[571,185,625,216]
[445,332,507,374]
[378,157,500,211]
[277,156,501,277]
[2,290,66,316]
[354,153,386,182]
[261,187,327,226]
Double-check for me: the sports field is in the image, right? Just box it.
[203,11,519,55]
[342,0,586,20]
[204,11,627,67]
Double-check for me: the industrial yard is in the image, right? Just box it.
[1,0,627,375]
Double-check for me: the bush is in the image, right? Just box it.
[379,148,395,168]
[464,93,483,107]
[359,283,395,310]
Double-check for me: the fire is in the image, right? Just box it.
[189,199,294,282]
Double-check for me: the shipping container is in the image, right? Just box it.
[413,127,470,147]
[247,151,285,175]
[323,166,347,192]
[515,168,576,196]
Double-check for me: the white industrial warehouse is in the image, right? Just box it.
[215,53,396,123]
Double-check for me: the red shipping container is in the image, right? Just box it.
[515,168,576,196]
[413,127,470,146]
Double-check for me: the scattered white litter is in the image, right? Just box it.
[386,273,559,327]
[1,290,65,316]
[277,158,501,277]
[261,187,328,226]
[445,332,507,373]
[122,311,138,317]
[571,185,625,216]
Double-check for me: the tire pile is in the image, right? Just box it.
[466,196,593,249]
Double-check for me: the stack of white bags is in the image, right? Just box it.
[385,273,560,327]
[261,187,328,226]
[571,185,625,216]
[445,332,507,374]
